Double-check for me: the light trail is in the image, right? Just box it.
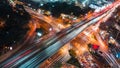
[104,52,120,67]
[21,10,110,68]
[1,1,120,67]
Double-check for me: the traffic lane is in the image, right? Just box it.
[0,28,54,67]
[101,52,120,67]
[0,32,54,67]
[3,50,32,67]
[38,19,90,51]
[19,12,109,67]
[24,1,117,45]
[92,3,120,52]
[0,5,109,67]
[9,47,43,68]
[93,9,120,67]
[0,1,116,66]
[84,0,118,21]
[14,19,91,67]
[2,15,55,66]
[1,8,109,67]
[1,31,55,67]
[29,1,120,67]
[26,15,55,45]
[19,27,85,67]
[24,6,52,24]
[0,45,39,68]
[24,1,115,29]
[39,8,112,48]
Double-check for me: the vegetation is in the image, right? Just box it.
[0,0,31,47]
[67,56,81,67]
[40,2,92,17]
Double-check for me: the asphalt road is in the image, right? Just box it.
[1,1,120,67]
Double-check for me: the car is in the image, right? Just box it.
[92,44,99,50]
[88,44,99,50]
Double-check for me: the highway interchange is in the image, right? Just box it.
[0,0,120,68]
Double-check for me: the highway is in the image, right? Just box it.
[0,0,120,68]
[18,12,108,68]
[90,4,120,67]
